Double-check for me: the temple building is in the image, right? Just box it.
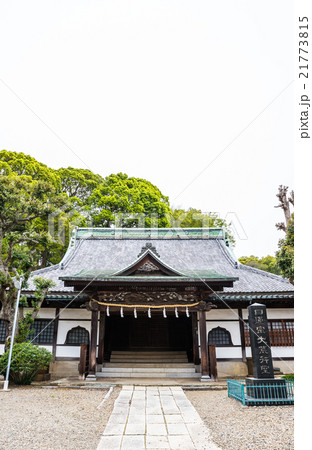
[0,228,294,380]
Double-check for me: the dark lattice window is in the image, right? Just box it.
[28,320,54,344]
[65,326,89,345]
[208,327,232,346]
[0,320,7,342]
[244,319,294,346]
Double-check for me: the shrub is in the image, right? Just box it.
[0,343,53,385]
[282,374,294,381]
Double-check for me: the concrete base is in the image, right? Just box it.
[200,375,211,382]
[217,361,248,378]
[86,374,96,380]
[50,361,79,379]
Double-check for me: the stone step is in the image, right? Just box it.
[96,371,201,378]
[111,351,187,355]
[101,367,197,373]
[110,356,188,359]
[110,355,188,358]
[102,362,194,368]
[110,358,188,363]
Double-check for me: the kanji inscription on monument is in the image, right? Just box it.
[247,303,274,379]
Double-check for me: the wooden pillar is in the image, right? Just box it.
[208,345,218,381]
[198,308,209,381]
[238,308,246,362]
[88,309,98,378]
[52,307,60,362]
[98,311,105,365]
[192,312,200,365]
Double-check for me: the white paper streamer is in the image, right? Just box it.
[148,308,151,318]
[106,306,110,316]
[163,307,167,318]
[186,307,189,317]
[175,307,179,318]
[134,307,137,318]
[120,306,124,318]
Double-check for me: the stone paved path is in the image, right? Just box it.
[97,386,219,449]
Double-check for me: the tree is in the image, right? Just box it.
[56,167,104,205]
[276,214,294,283]
[0,172,67,343]
[239,255,280,274]
[275,185,294,233]
[0,149,60,188]
[0,151,87,267]
[89,173,172,227]
[170,208,235,245]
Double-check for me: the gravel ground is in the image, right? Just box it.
[185,390,294,450]
[0,386,120,449]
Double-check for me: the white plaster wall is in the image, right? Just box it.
[59,309,91,320]
[56,345,98,358]
[245,346,294,358]
[56,346,81,358]
[215,347,242,359]
[267,309,294,319]
[242,308,294,320]
[24,307,56,319]
[206,309,239,320]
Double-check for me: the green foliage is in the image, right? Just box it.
[171,208,235,245]
[16,311,35,344]
[0,343,53,385]
[276,214,294,283]
[89,173,172,227]
[0,150,61,188]
[16,278,56,343]
[281,374,294,381]
[0,151,85,268]
[238,255,281,275]
[56,167,104,204]
[0,172,68,272]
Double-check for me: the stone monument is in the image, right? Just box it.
[245,303,288,405]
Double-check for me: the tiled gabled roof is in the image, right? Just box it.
[27,227,294,295]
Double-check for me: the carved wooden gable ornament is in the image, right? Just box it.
[113,243,184,277]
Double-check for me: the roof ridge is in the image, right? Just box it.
[60,238,84,269]
[216,239,237,268]
[75,227,227,240]
[30,263,60,276]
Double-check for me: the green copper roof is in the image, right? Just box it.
[74,227,228,240]
[61,268,237,282]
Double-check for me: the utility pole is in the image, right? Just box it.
[3,277,24,391]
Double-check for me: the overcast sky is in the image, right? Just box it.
[0,0,294,258]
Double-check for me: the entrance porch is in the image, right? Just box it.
[104,313,193,353]
[83,302,217,381]
[97,311,199,378]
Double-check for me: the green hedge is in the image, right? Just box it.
[0,343,53,385]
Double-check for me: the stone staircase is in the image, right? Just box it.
[96,351,200,378]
